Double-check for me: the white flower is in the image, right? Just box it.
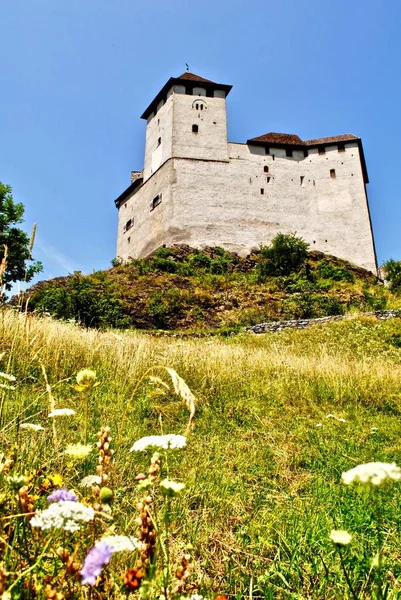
[48,408,75,418]
[326,414,346,422]
[326,414,335,419]
[160,479,185,496]
[330,529,352,545]
[80,475,102,488]
[370,427,378,434]
[20,423,45,432]
[30,501,94,531]
[316,423,323,428]
[98,535,140,552]
[337,418,346,423]
[65,443,92,459]
[342,462,401,486]
[0,383,15,390]
[0,372,16,382]
[130,434,186,452]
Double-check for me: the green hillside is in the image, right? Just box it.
[19,244,399,331]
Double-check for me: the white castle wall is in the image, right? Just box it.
[116,85,377,274]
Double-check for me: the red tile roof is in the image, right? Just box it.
[248,132,359,147]
[249,132,303,145]
[178,72,216,83]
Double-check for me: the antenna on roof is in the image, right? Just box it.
[185,63,189,72]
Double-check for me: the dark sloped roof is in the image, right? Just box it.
[141,72,232,120]
[305,134,358,146]
[178,72,215,83]
[249,132,303,145]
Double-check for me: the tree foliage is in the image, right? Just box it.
[0,182,42,291]
[257,232,310,279]
[383,259,401,292]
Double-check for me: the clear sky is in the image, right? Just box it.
[1,0,400,286]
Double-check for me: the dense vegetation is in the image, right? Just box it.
[19,240,399,331]
[2,309,401,598]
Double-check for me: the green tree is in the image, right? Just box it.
[383,259,401,292]
[257,232,309,279]
[0,182,42,291]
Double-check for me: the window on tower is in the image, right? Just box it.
[157,137,161,147]
[150,194,162,211]
[123,218,134,232]
[192,124,199,133]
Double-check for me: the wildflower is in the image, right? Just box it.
[76,369,99,392]
[342,462,401,486]
[337,418,346,423]
[80,475,102,488]
[130,434,186,452]
[48,473,63,487]
[326,414,335,419]
[330,529,352,545]
[370,427,378,434]
[7,474,27,491]
[31,501,94,531]
[48,408,75,418]
[0,372,16,382]
[124,567,144,591]
[47,488,78,503]
[65,443,92,459]
[160,479,185,497]
[0,384,15,391]
[81,541,113,585]
[20,423,45,432]
[316,423,323,428]
[99,535,140,552]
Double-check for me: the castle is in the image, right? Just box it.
[114,71,377,274]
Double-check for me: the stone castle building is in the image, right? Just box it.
[114,71,377,273]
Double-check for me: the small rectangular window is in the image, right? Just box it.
[265,147,270,155]
[157,137,161,147]
[330,169,336,178]
[338,142,345,152]
[150,194,162,211]
[266,176,271,183]
[260,188,265,195]
[264,166,269,173]
[300,176,304,186]
[124,218,133,232]
[286,148,293,158]
[303,149,308,157]
[318,147,325,155]
[200,104,203,111]
[192,124,199,133]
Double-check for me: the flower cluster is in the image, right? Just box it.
[342,462,401,486]
[330,529,352,546]
[20,423,45,432]
[81,536,140,585]
[31,501,94,532]
[48,408,75,418]
[47,488,78,503]
[130,434,187,452]
[65,443,92,459]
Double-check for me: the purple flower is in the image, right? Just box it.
[81,541,113,585]
[47,488,78,503]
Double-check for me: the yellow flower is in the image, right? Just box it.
[48,474,63,488]
[75,369,99,392]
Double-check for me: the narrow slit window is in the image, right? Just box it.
[300,176,305,186]
[330,169,336,178]
[264,166,269,173]
[157,137,161,147]
[260,188,265,195]
[195,103,199,110]
[192,124,199,133]
[266,176,271,183]
[200,104,203,110]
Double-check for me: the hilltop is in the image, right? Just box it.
[19,244,398,332]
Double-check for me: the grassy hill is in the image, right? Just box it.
[19,245,400,332]
[2,309,401,597]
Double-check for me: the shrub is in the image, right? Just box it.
[383,259,401,292]
[317,260,354,282]
[257,233,309,279]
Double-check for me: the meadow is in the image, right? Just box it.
[1,308,401,598]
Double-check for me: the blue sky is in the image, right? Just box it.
[1,0,400,287]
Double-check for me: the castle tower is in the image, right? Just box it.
[114,71,377,274]
[142,72,232,181]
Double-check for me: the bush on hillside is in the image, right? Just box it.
[257,233,309,280]
[383,259,401,292]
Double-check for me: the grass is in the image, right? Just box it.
[1,308,401,598]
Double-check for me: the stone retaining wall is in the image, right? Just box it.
[245,309,401,334]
